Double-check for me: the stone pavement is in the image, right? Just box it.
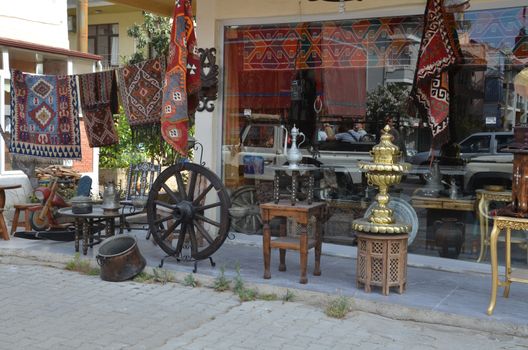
[1,263,528,350]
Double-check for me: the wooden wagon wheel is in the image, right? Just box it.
[230,185,262,234]
[146,163,231,261]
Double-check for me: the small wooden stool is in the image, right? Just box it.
[356,233,408,295]
[260,200,326,284]
[10,203,35,235]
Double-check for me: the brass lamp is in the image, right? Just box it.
[352,125,411,234]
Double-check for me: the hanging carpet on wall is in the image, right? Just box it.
[161,0,201,156]
[9,70,82,160]
[410,0,462,149]
[117,58,165,138]
[77,70,119,147]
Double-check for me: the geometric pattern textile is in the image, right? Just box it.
[411,0,461,147]
[9,70,82,160]
[117,58,165,127]
[77,70,119,147]
[161,0,201,156]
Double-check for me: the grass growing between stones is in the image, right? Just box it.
[183,273,199,287]
[325,296,350,319]
[282,289,295,303]
[233,264,257,302]
[65,253,100,276]
[258,293,278,301]
[133,268,175,284]
[213,266,231,292]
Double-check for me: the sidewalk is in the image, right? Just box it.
[1,229,528,337]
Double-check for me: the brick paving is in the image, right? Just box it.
[1,263,528,350]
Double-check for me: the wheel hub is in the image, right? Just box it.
[172,201,195,223]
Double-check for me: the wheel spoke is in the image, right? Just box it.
[195,213,221,228]
[188,224,198,255]
[154,215,172,226]
[196,201,222,211]
[161,184,181,203]
[160,219,182,241]
[194,221,214,244]
[174,171,187,200]
[187,170,198,201]
[174,224,187,257]
[193,183,214,205]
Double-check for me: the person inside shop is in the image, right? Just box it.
[385,116,406,158]
[317,123,336,142]
[335,122,367,143]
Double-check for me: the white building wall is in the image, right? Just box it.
[0,0,69,48]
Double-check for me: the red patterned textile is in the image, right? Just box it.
[77,71,119,147]
[117,58,165,128]
[411,0,461,147]
[161,0,201,156]
[9,70,81,160]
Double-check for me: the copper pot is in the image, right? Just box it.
[96,235,146,282]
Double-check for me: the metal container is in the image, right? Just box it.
[70,196,93,214]
[96,235,146,282]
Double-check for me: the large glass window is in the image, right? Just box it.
[222,6,528,264]
[88,23,119,68]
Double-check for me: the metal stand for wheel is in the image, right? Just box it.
[158,240,216,272]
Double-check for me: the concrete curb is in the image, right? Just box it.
[1,248,526,338]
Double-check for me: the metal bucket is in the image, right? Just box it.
[96,235,146,282]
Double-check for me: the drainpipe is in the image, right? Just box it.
[76,0,88,53]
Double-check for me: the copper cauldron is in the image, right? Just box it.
[96,235,146,282]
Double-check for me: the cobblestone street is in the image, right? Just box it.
[2,263,528,350]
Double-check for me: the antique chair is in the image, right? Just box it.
[120,162,161,236]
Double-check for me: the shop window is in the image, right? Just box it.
[88,23,119,68]
[221,6,528,265]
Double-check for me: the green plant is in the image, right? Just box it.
[133,271,156,283]
[232,264,256,301]
[213,266,231,292]
[183,273,198,287]
[65,253,100,276]
[99,108,147,169]
[152,268,175,284]
[282,289,295,303]
[325,296,351,319]
[258,293,278,301]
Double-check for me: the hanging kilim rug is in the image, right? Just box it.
[411,0,461,148]
[161,0,201,156]
[77,70,119,147]
[117,58,166,130]
[9,70,81,160]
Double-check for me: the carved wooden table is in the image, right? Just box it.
[356,232,408,295]
[59,206,136,255]
[475,189,512,262]
[487,215,528,315]
[268,165,317,205]
[260,200,326,284]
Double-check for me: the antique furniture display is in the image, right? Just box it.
[268,164,318,205]
[411,195,475,251]
[10,203,35,236]
[261,200,326,284]
[486,216,528,315]
[0,184,22,240]
[475,188,512,262]
[356,233,408,295]
[352,125,411,295]
[58,205,136,255]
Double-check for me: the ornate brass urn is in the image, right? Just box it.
[352,125,411,234]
